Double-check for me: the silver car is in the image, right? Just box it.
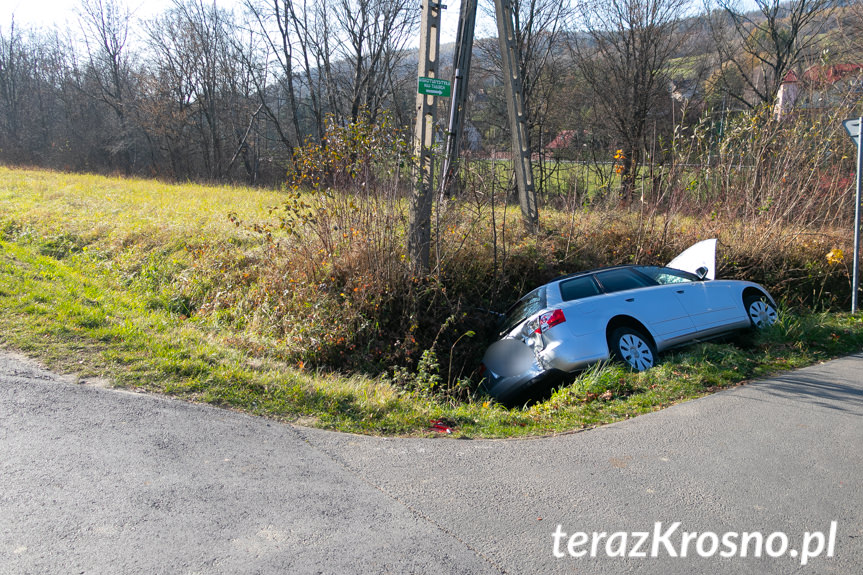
[480,240,778,403]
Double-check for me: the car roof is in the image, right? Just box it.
[547,264,646,285]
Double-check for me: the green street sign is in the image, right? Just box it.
[417,76,451,98]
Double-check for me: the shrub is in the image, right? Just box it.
[222,106,858,399]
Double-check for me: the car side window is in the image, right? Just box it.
[559,275,601,302]
[636,266,700,285]
[595,268,655,294]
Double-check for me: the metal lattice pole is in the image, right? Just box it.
[439,0,478,200]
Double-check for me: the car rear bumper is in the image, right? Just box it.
[482,367,567,405]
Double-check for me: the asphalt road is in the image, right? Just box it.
[1,350,862,574]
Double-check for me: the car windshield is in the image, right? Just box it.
[635,266,700,285]
[501,287,546,334]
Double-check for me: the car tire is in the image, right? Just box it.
[744,294,778,328]
[609,326,657,371]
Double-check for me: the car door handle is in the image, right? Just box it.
[625,298,635,302]
[676,290,685,294]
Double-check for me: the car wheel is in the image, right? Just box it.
[610,326,657,371]
[744,295,778,328]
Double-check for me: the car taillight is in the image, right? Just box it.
[535,309,566,333]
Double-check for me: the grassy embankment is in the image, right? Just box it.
[1,166,862,437]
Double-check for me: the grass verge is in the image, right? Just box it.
[1,167,862,437]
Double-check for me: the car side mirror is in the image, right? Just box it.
[695,266,709,280]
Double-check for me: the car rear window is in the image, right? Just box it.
[559,275,601,302]
[500,287,546,334]
[595,268,655,294]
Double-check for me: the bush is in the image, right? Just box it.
[218,107,858,400]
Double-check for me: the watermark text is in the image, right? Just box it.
[552,521,837,566]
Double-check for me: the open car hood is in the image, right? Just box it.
[667,238,716,280]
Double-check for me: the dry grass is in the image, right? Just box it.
[1,106,861,437]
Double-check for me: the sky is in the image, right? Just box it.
[4,0,171,29]
[2,0,471,44]
[3,0,763,40]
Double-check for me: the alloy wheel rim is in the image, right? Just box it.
[749,301,777,327]
[619,333,653,371]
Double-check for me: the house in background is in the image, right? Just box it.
[545,130,577,159]
[775,63,863,120]
[775,70,799,121]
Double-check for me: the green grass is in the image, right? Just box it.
[1,166,862,437]
[466,156,675,200]
[466,156,617,198]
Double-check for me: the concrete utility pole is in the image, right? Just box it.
[408,0,442,272]
[494,0,539,230]
[411,0,539,271]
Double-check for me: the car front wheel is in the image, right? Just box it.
[744,295,778,328]
[610,326,657,371]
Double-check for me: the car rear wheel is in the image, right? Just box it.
[744,295,778,328]
[610,326,657,371]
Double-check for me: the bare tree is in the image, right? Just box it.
[240,0,417,156]
[0,22,81,167]
[241,0,303,153]
[78,0,134,168]
[0,19,24,154]
[706,0,836,110]
[476,0,575,193]
[837,0,863,58]
[569,0,693,200]
[144,0,260,180]
[328,0,418,124]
